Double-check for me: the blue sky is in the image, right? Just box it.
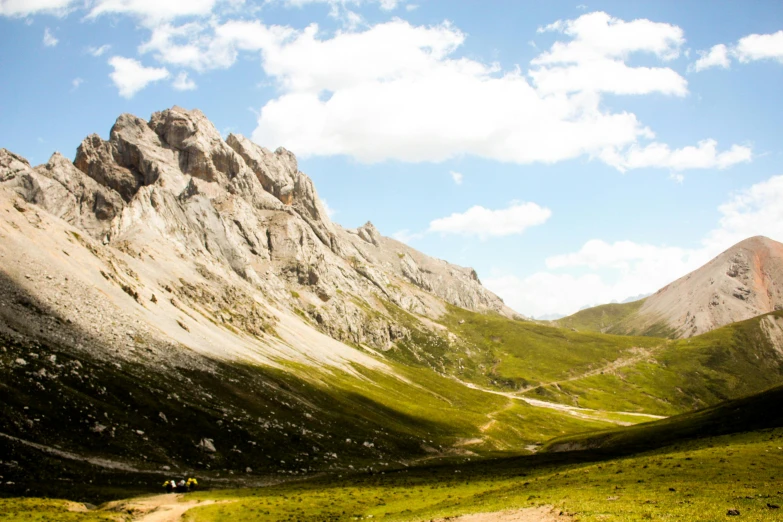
[2,0,783,318]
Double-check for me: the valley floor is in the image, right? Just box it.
[3,427,783,521]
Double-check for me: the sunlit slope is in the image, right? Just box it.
[423,307,783,416]
[543,381,783,454]
[553,299,653,335]
[170,428,783,522]
[522,311,783,415]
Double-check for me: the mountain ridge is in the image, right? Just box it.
[557,235,783,338]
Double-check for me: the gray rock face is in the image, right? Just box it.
[3,150,124,238]
[0,106,518,355]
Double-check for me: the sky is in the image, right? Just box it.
[2,0,783,319]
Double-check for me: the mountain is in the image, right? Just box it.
[0,107,618,500]
[3,106,783,503]
[557,236,783,338]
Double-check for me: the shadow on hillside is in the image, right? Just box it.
[0,270,479,503]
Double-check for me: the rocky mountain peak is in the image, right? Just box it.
[0,106,518,360]
[624,235,783,338]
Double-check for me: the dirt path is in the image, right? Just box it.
[456,380,666,425]
[431,505,570,521]
[514,346,661,394]
[106,494,218,522]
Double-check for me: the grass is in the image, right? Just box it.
[0,498,120,521]
[542,382,783,454]
[524,312,783,415]
[554,299,648,334]
[439,305,663,390]
[175,427,783,521]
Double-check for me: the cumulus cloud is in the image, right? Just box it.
[139,20,295,72]
[71,77,83,89]
[691,30,783,71]
[450,171,463,185]
[734,30,783,63]
[108,56,169,98]
[43,27,58,46]
[244,17,744,170]
[689,43,730,72]
[172,71,197,90]
[87,0,222,24]
[531,11,687,96]
[0,0,76,17]
[486,175,783,317]
[600,139,752,172]
[428,202,552,239]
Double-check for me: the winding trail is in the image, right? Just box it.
[513,346,663,394]
[107,494,220,522]
[457,379,666,425]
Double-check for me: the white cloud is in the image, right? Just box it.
[244,17,743,171]
[704,174,783,251]
[734,30,783,63]
[391,229,423,244]
[450,171,463,185]
[43,27,58,46]
[87,0,222,24]
[689,43,730,72]
[321,198,337,218]
[139,20,295,72]
[0,0,75,17]
[531,11,687,96]
[50,8,743,173]
[428,202,551,239]
[108,56,169,98]
[71,77,83,89]
[172,71,197,90]
[691,30,783,72]
[281,0,404,9]
[87,44,111,56]
[535,11,685,62]
[600,139,752,172]
[487,175,783,317]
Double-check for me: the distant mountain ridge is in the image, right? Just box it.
[557,236,783,338]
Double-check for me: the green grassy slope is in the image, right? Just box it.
[554,299,648,334]
[554,298,682,338]
[169,427,783,521]
[523,312,783,415]
[543,382,783,454]
[0,323,616,503]
[437,305,664,390]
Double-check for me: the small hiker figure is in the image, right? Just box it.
[177,479,187,492]
[163,480,174,493]
[186,477,199,491]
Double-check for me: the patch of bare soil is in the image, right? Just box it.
[431,506,571,521]
[105,494,218,522]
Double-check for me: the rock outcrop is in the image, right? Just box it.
[0,106,517,363]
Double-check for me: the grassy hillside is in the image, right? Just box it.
[554,299,648,334]
[437,305,664,390]
[159,428,783,521]
[0,321,618,503]
[543,382,783,454]
[523,311,783,415]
